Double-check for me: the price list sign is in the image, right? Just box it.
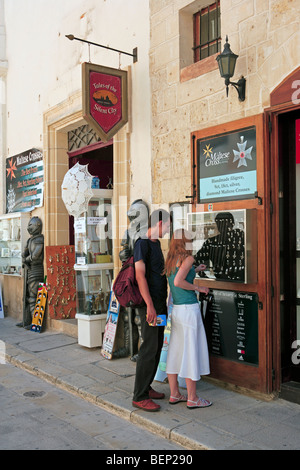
[204,290,259,365]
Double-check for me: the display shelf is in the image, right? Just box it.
[74,189,113,266]
[75,267,113,316]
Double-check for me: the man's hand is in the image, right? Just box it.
[135,259,156,325]
[146,305,157,326]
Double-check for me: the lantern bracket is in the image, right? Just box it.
[225,76,246,101]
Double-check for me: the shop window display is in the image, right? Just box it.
[188,209,257,283]
[0,212,30,275]
[74,189,113,315]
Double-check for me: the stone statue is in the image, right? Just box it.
[113,199,149,360]
[18,217,44,328]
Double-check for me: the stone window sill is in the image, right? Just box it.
[180,53,219,82]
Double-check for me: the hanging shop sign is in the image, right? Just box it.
[197,127,257,203]
[82,62,128,142]
[6,149,44,213]
[204,289,259,365]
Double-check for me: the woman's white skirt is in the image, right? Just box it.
[166,303,210,381]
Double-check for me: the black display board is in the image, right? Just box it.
[6,148,44,213]
[197,127,257,203]
[204,290,259,365]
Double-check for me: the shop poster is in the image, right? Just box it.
[6,148,44,213]
[198,127,257,203]
[0,283,4,318]
[154,294,186,388]
[101,288,120,360]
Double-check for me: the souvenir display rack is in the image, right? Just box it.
[46,245,76,319]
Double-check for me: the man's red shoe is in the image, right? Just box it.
[149,388,165,400]
[132,399,160,412]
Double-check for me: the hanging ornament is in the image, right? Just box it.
[61,163,94,218]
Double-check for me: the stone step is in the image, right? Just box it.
[47,318,78,338]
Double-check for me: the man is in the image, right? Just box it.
[132,208,171,412]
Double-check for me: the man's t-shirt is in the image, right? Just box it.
[134,238,167,315]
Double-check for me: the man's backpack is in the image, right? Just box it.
[113,255,144,308]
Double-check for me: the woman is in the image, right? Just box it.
[165,229,212,409]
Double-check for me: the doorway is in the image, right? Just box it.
[275,109,300,401]
[67,138,113,246]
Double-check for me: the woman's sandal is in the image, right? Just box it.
[187,398,212,409]
[169,394,187,405]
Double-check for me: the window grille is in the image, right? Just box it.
[193,1,221,62]
[68,124,101,152]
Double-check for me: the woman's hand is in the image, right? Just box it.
[195,264,206,273]
[195,285,210,295]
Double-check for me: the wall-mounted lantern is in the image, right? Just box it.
[216,36,246,102]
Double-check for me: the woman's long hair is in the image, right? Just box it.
[164,229,194,277]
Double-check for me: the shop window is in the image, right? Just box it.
[193,2,221,63]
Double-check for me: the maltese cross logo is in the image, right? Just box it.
[233,136,253,168]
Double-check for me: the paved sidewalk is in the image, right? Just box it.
[1,317,299,450]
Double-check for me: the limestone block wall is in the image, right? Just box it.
[149,0,300,204]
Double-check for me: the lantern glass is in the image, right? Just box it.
[216,36,238,80]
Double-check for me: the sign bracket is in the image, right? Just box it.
[66,35,138,63]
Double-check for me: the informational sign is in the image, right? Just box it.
[82,62,128,142]
[204,290,259,365]
[198,127,257,203]
[6,148,44,213]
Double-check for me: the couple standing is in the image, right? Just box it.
[132,208,212,412]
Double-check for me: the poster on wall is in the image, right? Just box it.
[100,289,120,360]
[197,127,257,203]
[204,289,259,365]
[0,283,4,318]
[6,148,44,213]
[82,62,128,142]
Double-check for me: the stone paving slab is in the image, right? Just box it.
[1,317,300,450]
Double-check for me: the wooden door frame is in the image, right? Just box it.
[265,66,300,391]
[191,113,273,394]
[266,104,300,391]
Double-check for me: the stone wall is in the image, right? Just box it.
[149,0,300,204]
